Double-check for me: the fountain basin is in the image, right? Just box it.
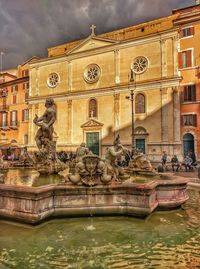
[0,177,188,224]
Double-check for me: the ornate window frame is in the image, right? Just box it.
[132,56,149,74]
[84,64,101,83]
[47,73,60,88]
[88,98,98,118]
[135,93,146,114]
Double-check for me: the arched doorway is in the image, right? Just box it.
[135,126,148,154]
[183,133,194,157]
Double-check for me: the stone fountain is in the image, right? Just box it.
[0,100,189,224]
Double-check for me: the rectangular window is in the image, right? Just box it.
[10,111,17,126]
[23,82,29,90]
[2,97,6,109]
[182,114,197,127]
[22,109,29,121]
[11,85,18,93]
[181,27,194,38]
[179,50,193,69]
[22,70,29,77]
[2,112,7,127]
[183,85,196,102]
[25,91,29,101]
[13,95,17,104]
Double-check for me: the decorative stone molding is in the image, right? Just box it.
[47,73,60,88]
[83,64,101,83]
[81,118,103,129]
[132,56,148,74]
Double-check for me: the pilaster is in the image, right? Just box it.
[173,87,181,142]
[114,93,120,131]
[161,88,168,142]
[67,100,72,143]
[114,49,120,85]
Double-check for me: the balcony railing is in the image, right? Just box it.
[0,105,9,111]
[0,124,9,130]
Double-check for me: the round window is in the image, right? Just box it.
[132,56,148,74]
[47,73,60,88]
[84,64,101,83]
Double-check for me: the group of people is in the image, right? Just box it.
[161,150,197,172]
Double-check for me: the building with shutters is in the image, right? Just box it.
[0,57,38,157]
[28,14,183,162]
[173,3,200,158]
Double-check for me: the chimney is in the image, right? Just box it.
[196,0,200,5]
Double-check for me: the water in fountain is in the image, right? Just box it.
[0,189,200,268]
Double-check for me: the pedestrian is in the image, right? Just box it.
[161,151,167,166]
[171,155,180,172]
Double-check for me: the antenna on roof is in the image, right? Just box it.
[0,52,4,74]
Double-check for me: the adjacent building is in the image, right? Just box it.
[0,57,38,157]
[173,3,200,159]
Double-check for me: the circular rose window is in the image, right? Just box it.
[47,73,59,88]
[132,56,148,74]
[84,64,101,83]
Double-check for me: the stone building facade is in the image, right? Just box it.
[28,15,182,161]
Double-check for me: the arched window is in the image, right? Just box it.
[89,98,97,118]
[135,93,145,114]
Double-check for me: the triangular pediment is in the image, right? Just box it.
[67,36,119,55]
[81,118,104,128]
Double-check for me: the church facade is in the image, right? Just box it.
[28,15,182,161]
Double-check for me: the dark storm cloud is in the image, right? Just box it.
[0,0,195,69]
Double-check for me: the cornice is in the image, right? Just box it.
[30,29,179,69]
[28,76,181,104]
[174,14,200,26]
[0,76,29,88]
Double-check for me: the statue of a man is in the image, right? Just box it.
[105,134,128,180]
[76,142,90,162]
[33,98,56,151]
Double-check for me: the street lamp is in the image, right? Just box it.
[126,69,136,155]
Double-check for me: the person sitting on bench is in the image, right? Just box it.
[171,155,180,172]
[183,154,193,172]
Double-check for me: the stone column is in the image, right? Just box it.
[67,100,72,143]
[173,87,181,142]
[172,35,179,76]
[28,104,33,146]
[114,49,120,85]
[161,39,167,78]
[35,67,39,96]
[68,61,72,92]
[114,93,120,131]
[161,88,168,142]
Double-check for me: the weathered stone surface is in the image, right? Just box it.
[0,177,188,224]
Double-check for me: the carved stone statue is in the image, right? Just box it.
[33,98,67,174]
[68,153,112,186]
[76,142,90,162]
[19,147,33,167]
[104,134,129,181]
[33,98,56,156]
[128,151,154,173]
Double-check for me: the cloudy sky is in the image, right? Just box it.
[0,0,195,70]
